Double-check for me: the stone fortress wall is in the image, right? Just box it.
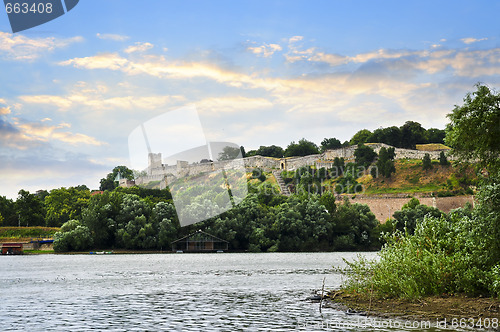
[136,142,453,184]
[133,143,471,223]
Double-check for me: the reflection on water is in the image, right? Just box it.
[0,252,456,331]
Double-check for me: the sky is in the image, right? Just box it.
[1,0,500,199]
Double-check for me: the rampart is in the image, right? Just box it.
[136,144,454,183]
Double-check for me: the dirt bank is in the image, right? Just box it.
[326,290,500,325]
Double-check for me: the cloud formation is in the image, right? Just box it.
[0,32,83,60]
[461,37,487,44]
[124,42,154,54]
[247,43,282,57]
[96,33,129,41]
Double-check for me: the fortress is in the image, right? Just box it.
[134,143,453,187]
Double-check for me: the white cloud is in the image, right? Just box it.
[16,121,105,146]
[197,96,273,113]
[59,52,128,70]
[461,37,487,44]
[20,82,186,111]
[0,32,83,60]
[247,43,282,58]
[289,36,304,43]
[124,42,154,54]
[96,33,129,41]
[0,106,11,115]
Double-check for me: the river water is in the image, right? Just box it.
[0,252,465,331]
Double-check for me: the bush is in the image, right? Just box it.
[439,151,449,166]
[53,221,93,252]
[422,153,432,170]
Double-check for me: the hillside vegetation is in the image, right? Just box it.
[360,159,476,195]
[0,226,59,242]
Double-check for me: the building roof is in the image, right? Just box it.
[1,243,23,248]
[171,230,228,244]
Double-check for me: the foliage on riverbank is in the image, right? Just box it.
[340,84,500,300]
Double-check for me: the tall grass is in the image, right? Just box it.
[341,209,500,299]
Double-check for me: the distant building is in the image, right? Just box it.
[171,230,229,252]
[1,243,23,255]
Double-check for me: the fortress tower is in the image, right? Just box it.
[148,153,163,175]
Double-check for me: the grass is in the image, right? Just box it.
[23,250,55,254]
[361,159,476,196]
[0,226,59,239]
[416,143,451,151]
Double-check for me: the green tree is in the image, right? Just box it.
[439,151,449,166]
[53,220,93,252]
[354,144,377,168]
[426,128,446,144]
[445,84,500,174]
[218,146,242,161]
[350,129,372,145]
[333,198,380,250]
[15,189,45,226]
[368,126,402,147]
[320,137,342,151]
[99,166,134,191]
[284,139,320,157]
[82,191,124,248]
[45,187,91,227]
[392,198,443,234]
[0,195,17,226]
[401,121,427,149]
[376,147,396,178]
[422,153,432,170]
[253,145,285,158]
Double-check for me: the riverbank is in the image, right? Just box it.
[326,290,500,325]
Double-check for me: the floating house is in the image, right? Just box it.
[171,230,228,252]
[1,243,23,255]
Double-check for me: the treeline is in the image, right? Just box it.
[49,181,388,252]
[244,121,446,158]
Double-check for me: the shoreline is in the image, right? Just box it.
[325,290,500,325]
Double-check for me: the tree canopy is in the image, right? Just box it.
[284,139,320,157]
[446,83,500,174]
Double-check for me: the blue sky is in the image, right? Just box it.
[1,0,500,198]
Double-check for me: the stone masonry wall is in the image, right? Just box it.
[139,144,453,182]
[346,195,474,223]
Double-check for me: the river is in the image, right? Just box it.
[0,252,462,331]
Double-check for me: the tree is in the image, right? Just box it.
[422,153,432,170]
[401,121,427,149]
[392,198,444,234]
[45,187,91,227]
[53,220,93,252]
[426,128,446,144]
[99,166,134,191]
[439,151,449,166]
[354,144,377,167]
[445,84,500,174]
[15,189,45,226]
[254,145,284,158]
[320,137,342,151]
[350,129,372,145]
[368,126,402,147]
[376,147,396,178]
[284,139,319,157]
[0,195,17,226]
[218,146,242,161]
